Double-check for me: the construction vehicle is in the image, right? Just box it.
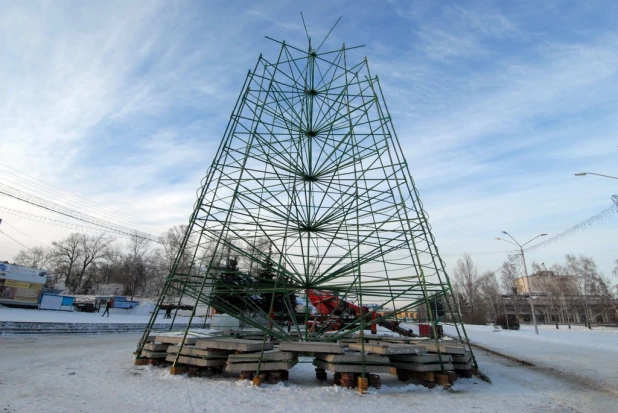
[306,289,415,336]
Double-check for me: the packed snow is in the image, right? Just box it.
[3,333,618,413]
[2,309,618,412]
[441,323,618,398]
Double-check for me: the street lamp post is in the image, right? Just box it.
[495,231,547,335]
[574,172,618,180]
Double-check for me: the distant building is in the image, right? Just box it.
[513,271,578,295]
[507,270,616,325]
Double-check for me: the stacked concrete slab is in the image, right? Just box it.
[136,335,199,366]
[313,353,389,388]
[135,332,474,388]
[166,338,273,371]
[347,336,471,387]
[227,349,298,383]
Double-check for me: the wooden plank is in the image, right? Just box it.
[228,350,297,363]
[194,338,274,352]
[279,342,344,354]
[389,361,454,372]
[225,360,298,372]
[389,354,452,364]
[315,354,389,365]
[167,345,230,358]
[312,360,391,374]
[170,366,187,375]
[165,354,227,367]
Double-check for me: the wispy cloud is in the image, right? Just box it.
[0,1,616,278]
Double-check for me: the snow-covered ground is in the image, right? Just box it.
[441,323,618,398]
[2,310,618,412]
[2,333,618,413]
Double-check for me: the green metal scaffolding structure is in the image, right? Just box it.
[135,27,479,376]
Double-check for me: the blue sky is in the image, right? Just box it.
[0,0,616,279]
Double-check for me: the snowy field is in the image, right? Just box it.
[2,308,618,413]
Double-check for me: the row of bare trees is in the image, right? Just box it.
[451,253,618,327]
[11,226,281,301]
[11,226,189,297]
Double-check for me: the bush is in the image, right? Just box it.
[462,312,489,325]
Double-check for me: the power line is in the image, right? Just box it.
[0,163,162,234]
[0,169,161,235]
[0,183,161,243]
[0,205,110,235]
[0,227,32,251]
[0,220,46,246]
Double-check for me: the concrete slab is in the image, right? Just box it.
[155,336,198,345]
[348,343,426,355]
[453,362,472,370]
[225,360,298,372]
[315,354,389,365]
[419,343,467,355]
[167,345,230,358]
[389,354,452,364]
[279,342,344,354]
[312,360,391,374]
[337,339,360,345]
[166,354,227,367]
[452,354,472,363]
[390,361,454,372]
[194,338,274,352]
[228,350,297,363]
[140,350,168,359]
[143,343,170,352]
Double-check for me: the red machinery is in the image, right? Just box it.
[306,289,414,336]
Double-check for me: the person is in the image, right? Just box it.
[287,319,292,332]
[101,298,112,317]
[164,307,172,319]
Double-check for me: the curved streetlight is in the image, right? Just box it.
[495,231,547,335]
[574,172,618,180]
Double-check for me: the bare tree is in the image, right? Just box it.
[124,235,151,300]
[73,233,115,293]
[499,260,521,321]
[13,247,50,269]
[500,261,518,295]
[565,254,604,328]
[453,253,480,313]
[51,233,82,292]
[100,244,124,285]
[158,225,189,273]
[478,271,501,321]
